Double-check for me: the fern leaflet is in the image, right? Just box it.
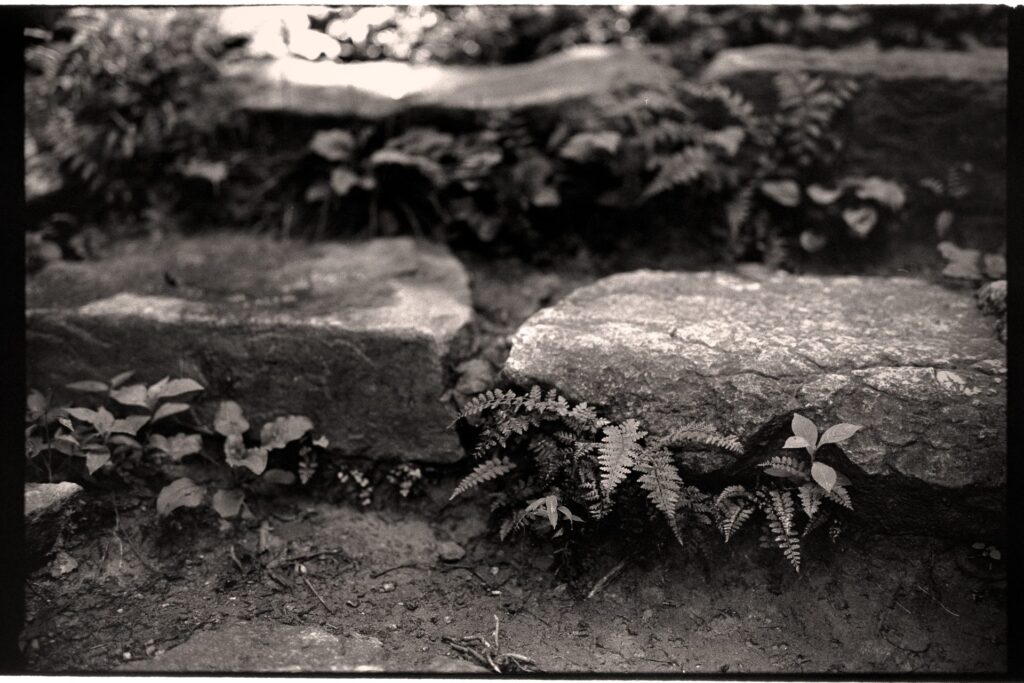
[597,419,646,495]
[450,456,516,500]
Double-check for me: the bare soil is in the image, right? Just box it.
[22,484,1006,674]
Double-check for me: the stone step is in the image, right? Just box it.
[702,45,1007,244]
[504,270,1005,537]
[224,44,676,119]
[26,235,473,464]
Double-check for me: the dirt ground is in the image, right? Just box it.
[21,482,1006,674]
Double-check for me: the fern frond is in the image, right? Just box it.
[824,484,853,510]
[634,447,684,544]
[457,389,521,420]
[450,456,516,500]
[664,421,744,454]
[760,454,809,480]
[597,419,646,495]
[644,146,714,198]
[797,483,822,519]
[715,484,750,507]
[718,500,755,542]
[759,490,801,572]
[499,508,531,541]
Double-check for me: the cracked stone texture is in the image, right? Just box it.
[225,44,675,119]
[27,235,473,463]
[25,482,84,566]
[504,270,1005,491]
[703,45,1007,249]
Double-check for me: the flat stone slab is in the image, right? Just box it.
[703,45,1007,244]
[27,235,472,463]
[25,482,83,566]
[505,270,1005,493]
[225,44,675,119]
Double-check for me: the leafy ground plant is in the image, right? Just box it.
[26,371,204,482]
[156,401,331,519]
[715,413,860,572]
[450,385,740,547]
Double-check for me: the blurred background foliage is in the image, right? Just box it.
[24,5,1007,272]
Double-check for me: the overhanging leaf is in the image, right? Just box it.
[819,423,862,446]
[84,448,111,475]
[157,478,205,516]
[67,406,115,435]
[799,230,828,253]
[226,439,269,475]
[811,461,838,492]
[109,370,135,388]
[260,415,314,451]
[790,414,818,456]
[854,177,906,211]
[783,436,809,450]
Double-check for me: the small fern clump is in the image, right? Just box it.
[715,413,860,572]
[451,386,742,547]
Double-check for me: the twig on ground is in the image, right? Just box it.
[894,599,912,615]
[266,549,348,569]
[370,562,424,579]
[439,565,494,589]
[229,545,245,574]
[522,608,550,628]
[303,576,333,614]
[586,559,626,600]
[915,584,960,617]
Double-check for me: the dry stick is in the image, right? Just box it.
[370,562,424,579]
[915,584,961,618]
[229,545,245,574]
[586,559,626,600]
[303,576,333,614]
[267,549,348,569]
[440,565,493,589]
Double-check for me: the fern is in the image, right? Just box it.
[457,389,522,421]
[760,454,809,480]
[718,499,755,542]
[499,508,531,541]
[759,489,801,572]
[797,483,823,519]
[716,484,751,507]
[824,484,853,510]
[634,447,684,545]
[597,419,646,495]
[450,456,516,500]
[662,421,743,454]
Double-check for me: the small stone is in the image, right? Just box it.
[145,645,156,657]
[30,639,39,651]
[387,623,399,632]
[380,582,396,593]
[443,616,453,625]
[437,541,466,563]
[123,652,132,661]
[404,601,419,611]
[489,566,499,576]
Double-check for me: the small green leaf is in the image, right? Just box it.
[972,542,987,550]
[153,378,204,401]
[544,495,559,530]
[109,370,135,388]
[152,402,191,423]
[842,206,878,238]
[819,423,862,446]
[27,390,48,417]
[85,449,111,475]
[212,489,245,519]
[226,439,268,475]
[989,549,1002,561]
[811,462,838,493]
[262,469,297,486]
[110,415,150,436]
[156,478,205,516]
[854,177,906,211]
[799,230,828,253]
[214,401,249,437]
[806,184,843,205]
[760,179,801,207]
[149,433,203,461]
[260,415,314,451]
[790,414,819,456]
[109,384,150,408]
[107,434,142,450]
[312,435,330,449]
[67,406,115,435]
[783,436,809,450]
[66,380,109,393]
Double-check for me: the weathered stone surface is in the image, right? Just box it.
[225,44,675,119]
[27,235,473,463]
[505,270,1005,493]
[703,45,1007,246]
[25,482,83,565]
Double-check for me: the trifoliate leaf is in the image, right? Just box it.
[260,415,314,451]
[790,414,818,455]
[149,433,203,461]
[157,478,205,516]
